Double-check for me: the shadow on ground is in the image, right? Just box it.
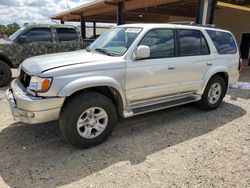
[0,102,246,187]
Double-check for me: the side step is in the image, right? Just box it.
[123,96,200,117]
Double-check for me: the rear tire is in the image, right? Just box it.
[196,75,226,111]
[59,92,117,148]
[0,60,12,87]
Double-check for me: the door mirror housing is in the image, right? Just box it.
[135,45,150,60]
[16,36,28,44]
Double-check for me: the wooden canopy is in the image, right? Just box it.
[50,0,199,23]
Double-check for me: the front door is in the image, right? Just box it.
[16,27,54,63]
[126,28,180,104]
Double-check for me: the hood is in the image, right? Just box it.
[0,38,13,45]
[21,50,116,75]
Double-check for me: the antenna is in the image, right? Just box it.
[66,0,70,9]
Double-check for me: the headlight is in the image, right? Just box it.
[28,76,52,92]
[17,65,21,76]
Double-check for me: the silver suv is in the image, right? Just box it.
[6,24,241,148]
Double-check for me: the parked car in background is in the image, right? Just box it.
[6,23,241,148]
[0,24,83,86]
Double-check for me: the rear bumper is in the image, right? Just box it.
[229,73,240,85]
[6,80,65,124]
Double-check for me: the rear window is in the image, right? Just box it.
[178,29,210,56]
[56,28,78,42]
[206,30,237,54]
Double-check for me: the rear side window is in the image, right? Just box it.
[24,28,52,42]
[178,29,210,56]
[206,30,237,54]
[56,28,78,42]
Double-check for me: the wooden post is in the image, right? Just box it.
[80,14,86,39]
[208,0,217,24]
[93,21,96,38]
[117,1,125,25]
[196,0,204,24]
[196,0,217,25]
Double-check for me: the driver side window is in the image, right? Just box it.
[139,29,175,59]
[24,28,53,43]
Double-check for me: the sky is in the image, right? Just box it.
[0,0,93,26]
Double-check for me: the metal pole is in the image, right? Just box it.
[117,1,125,25]
[80,14,86,39]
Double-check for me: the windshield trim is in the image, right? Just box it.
[9,26,27,41]
[88,27,143,57]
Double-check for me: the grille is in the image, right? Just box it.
[19,69,31,88]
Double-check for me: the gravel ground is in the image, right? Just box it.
[0,66,249,188]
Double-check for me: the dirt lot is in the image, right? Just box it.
[0,67,249,188]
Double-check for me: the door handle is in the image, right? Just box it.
[168,65,176,70]
[207,62,213,66]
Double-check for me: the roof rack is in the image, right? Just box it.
[169,21,217,28]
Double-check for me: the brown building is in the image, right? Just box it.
[50,0,250,59]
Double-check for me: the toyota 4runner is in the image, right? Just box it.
[6,24,241,148]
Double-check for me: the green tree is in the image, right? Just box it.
[0,23,20,36]
[5,23,20,36]
[0,25,7,35]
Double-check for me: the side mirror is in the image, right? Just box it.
[16,36,28,44]
[135,45,150,60]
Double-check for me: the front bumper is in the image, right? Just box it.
[6,80,65,124]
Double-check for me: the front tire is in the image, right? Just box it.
[0,60,12,87]
[196,75,226,111]
[59,92,117,148]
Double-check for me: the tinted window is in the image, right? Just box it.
[24,28,52,42]
[178,29,210,56]
[139,29,175,58]
[206,30,237,54]
[57,28,78,42]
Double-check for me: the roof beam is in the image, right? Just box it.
[217,1,250,12]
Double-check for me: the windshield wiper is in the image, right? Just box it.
[94,48,114,56]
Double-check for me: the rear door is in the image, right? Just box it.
[55,27,80,52]
[175,29,213,94]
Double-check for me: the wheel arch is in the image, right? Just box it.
[200,70,229,95]
[58,77,126,117]
[0,53,13,68]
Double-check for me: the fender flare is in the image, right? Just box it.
[200,66,229,94]
[58,76,126,109]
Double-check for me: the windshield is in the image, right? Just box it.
[88,27,142,56]
[9,26,26,41]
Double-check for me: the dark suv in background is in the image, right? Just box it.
[0,24,83,86]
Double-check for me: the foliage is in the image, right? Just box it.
[0,23,20,36]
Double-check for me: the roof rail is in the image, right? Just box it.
[169,21,217,28]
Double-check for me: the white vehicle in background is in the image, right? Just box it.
[6,23,241,148]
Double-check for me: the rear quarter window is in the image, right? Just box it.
[56,28,78,42]
[206,30,237,54]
